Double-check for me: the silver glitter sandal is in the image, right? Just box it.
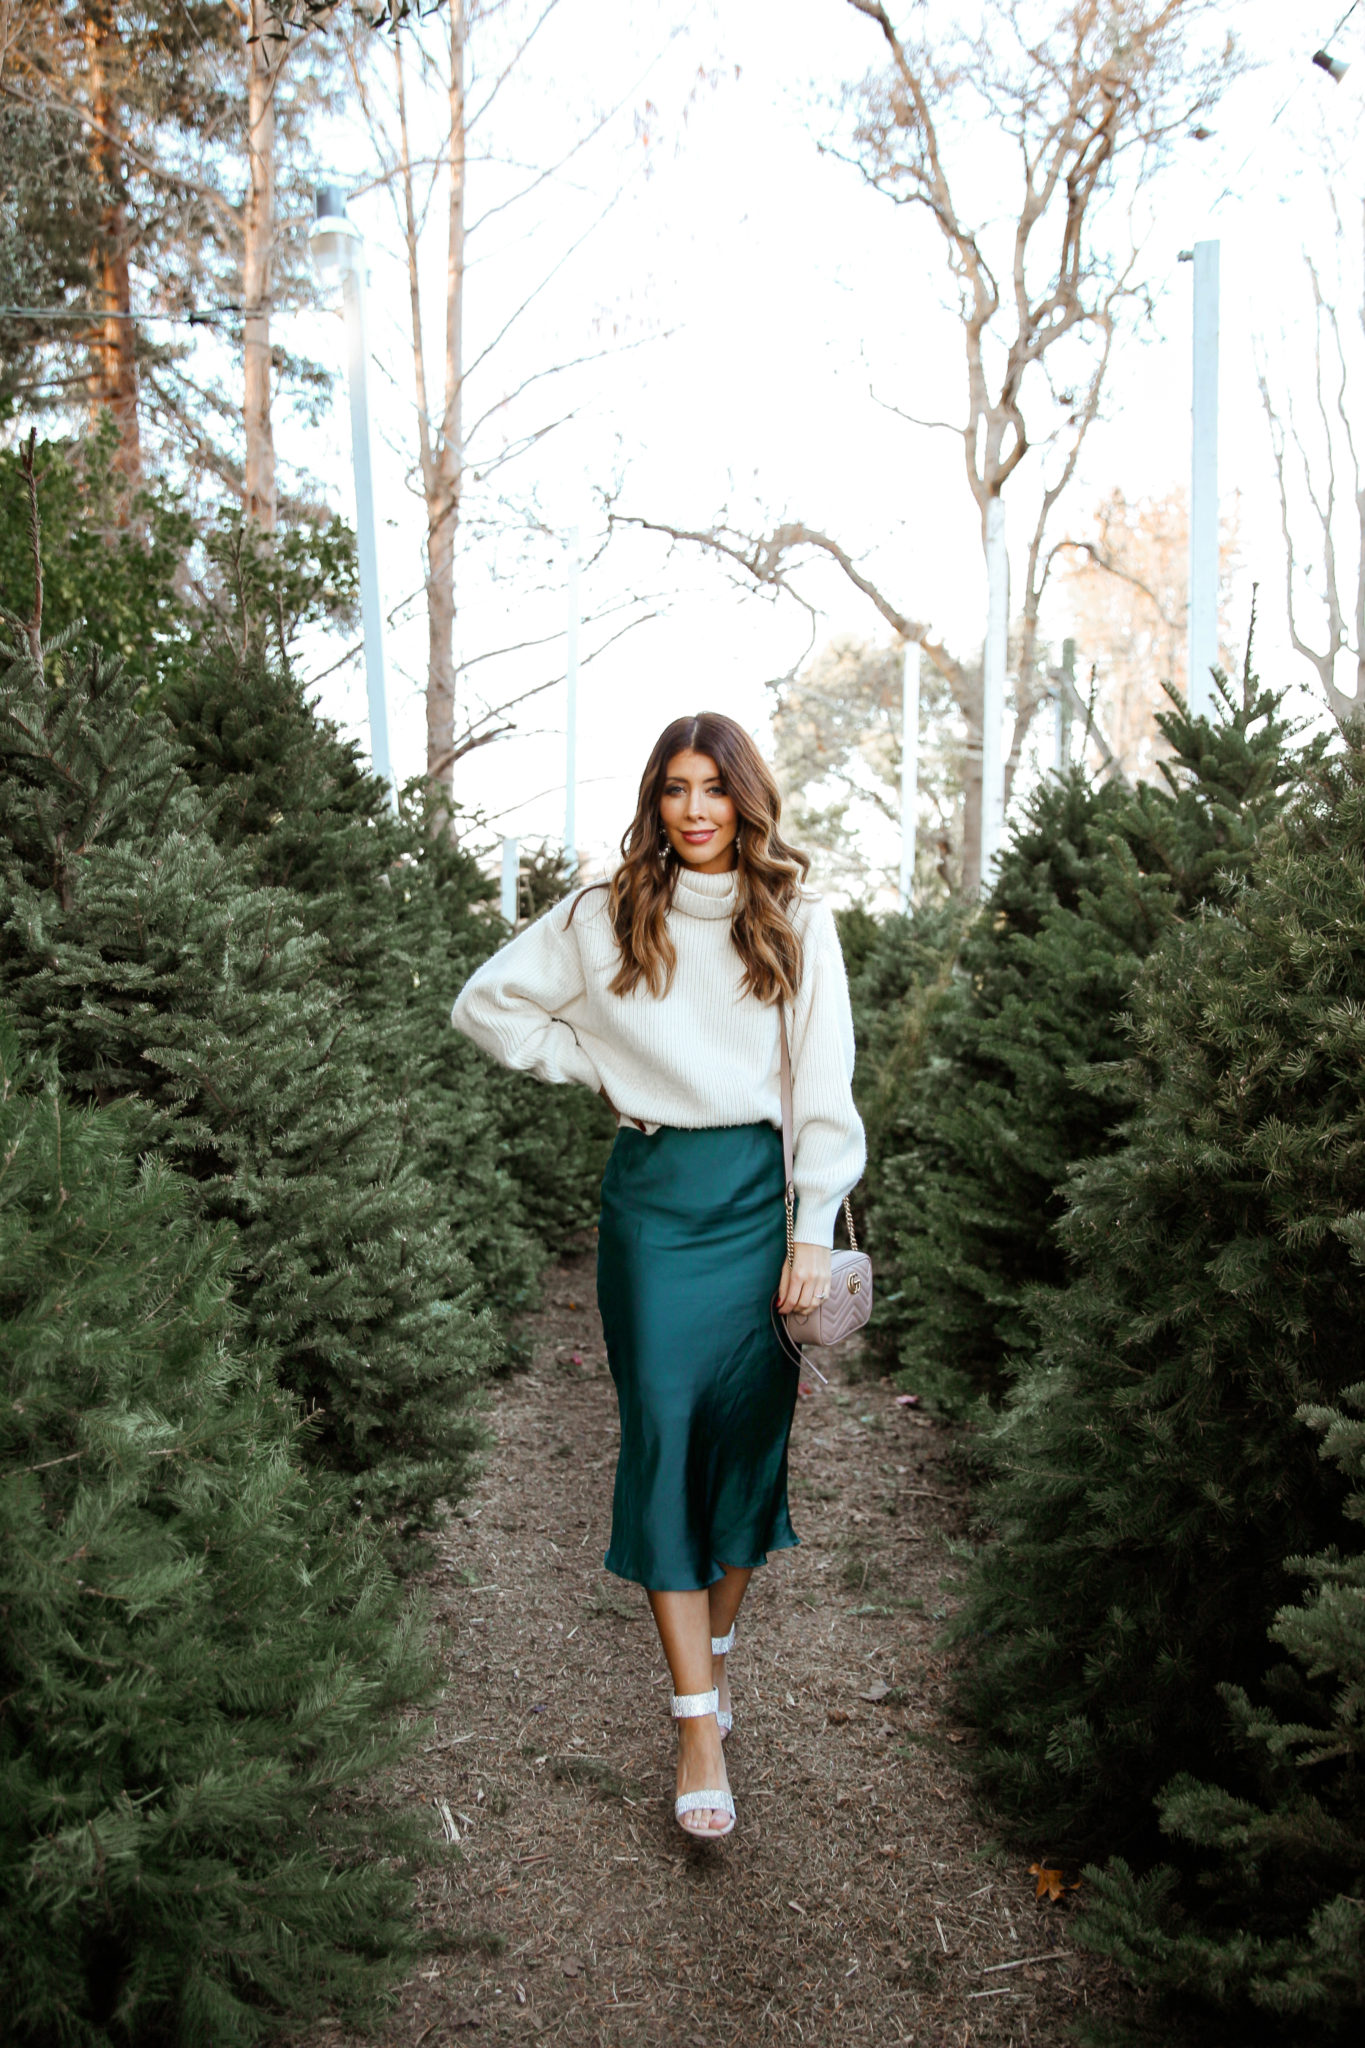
[671,1686,735,1840]
[712,1625,735,1739]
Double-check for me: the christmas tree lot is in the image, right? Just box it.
[0,437,612,2044]
[162,646,616,1291]
[0,434,613,1317]
[954,737,1365,2038]
[0,631,490,1542]
[860,670,1307,1413]
[0,1018,437,2045]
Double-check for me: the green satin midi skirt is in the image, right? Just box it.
[596,1121,800,1591]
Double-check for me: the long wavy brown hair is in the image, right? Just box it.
[572,712,811,1004]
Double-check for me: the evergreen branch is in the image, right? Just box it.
[0,78,240,233]
[6,1448,83,1476]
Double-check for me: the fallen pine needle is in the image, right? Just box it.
[982,1948,1069,1974]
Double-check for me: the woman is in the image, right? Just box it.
[450,712,865,1842]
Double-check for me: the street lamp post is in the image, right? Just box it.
[1186,239,1220,719]
[308,187,395,802]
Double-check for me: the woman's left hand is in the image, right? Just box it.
[777,1241,832,1318]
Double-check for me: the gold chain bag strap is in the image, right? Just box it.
[773,1003,872,1358]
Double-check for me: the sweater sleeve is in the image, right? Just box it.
[789,897,867,1248]
[450,894,603,1092]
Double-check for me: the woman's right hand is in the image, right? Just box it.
[777,1241,833,1318]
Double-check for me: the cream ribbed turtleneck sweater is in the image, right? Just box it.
[450,867,866,1247]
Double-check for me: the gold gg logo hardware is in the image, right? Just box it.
[846,1274,862,1294]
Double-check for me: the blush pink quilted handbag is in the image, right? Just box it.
[774,1004,872,1353]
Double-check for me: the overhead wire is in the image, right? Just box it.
[0,304,242,324]
[1208,0,1362,215]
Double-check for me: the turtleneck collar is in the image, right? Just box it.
[671,865,738,920]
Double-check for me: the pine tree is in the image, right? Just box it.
[0,636,491,1541]
[0,1016,436,2046]
[162,646,614,1285]
[836,900,965,1235]
[868,674,1305,1411]
[1077,1394,1365,2042]
[955,740,1365,1870]
[479,840,620,1259]
[4,4,347,494]
[0,90,103,418]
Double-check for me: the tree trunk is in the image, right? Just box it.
[83,2,141,492]
[243,0,281,530]
[425,0,466,802]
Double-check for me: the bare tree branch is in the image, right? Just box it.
[611,512,970,696]
[463,331,659,446]
[1049,538,1179,628]
[1257,226,1365,727]
[633,2,1229,891]
[459,174,633,388]
[464,0,562,131]
[868,382,961,435]
[428,604,657,777]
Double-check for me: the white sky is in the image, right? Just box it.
[281,0,1365,880]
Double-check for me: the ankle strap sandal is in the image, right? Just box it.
[711,1626,735,1738]
[670,1686,735,1838]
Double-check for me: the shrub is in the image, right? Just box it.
[0,420,195,702]
[867,674,1305,1411]
[1078,1387,1365,2043]
[163,650,615,1280]
[955,741,1365,1874]
[162,648,545,1296]
[0,639,490,1541]
[836,900,964,1290]
[0,1019,435,2046]
[0,425,358,710]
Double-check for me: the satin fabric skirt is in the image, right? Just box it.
[597,1121,800,1591]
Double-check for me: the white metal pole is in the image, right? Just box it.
[899,640,920,912]
[341,262,395,800]
[564,526,580,875]
[499,836,519,927]
[1188,239,1220,720]
[1056,635,1075,774]
[980,495,1009,885]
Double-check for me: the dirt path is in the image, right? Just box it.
[312,1242,1121,2048]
